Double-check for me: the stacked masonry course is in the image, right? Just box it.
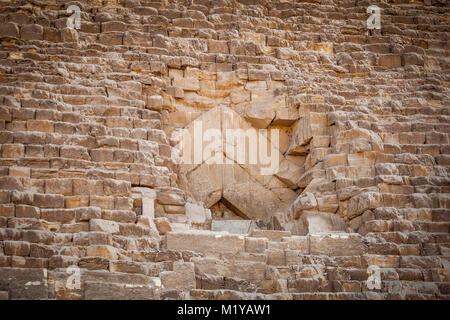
[0,0,448,300]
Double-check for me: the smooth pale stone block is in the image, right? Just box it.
[211,219,256,234]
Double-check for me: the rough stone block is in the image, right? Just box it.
[20,24,43,40]
[166,231,245,255]
[33,194,65,208]
[89,219,120,234]
[245,237,268,253]
[160,261,195,291]
[212,220,255,234]
[0,22,19,38]
[310,233,366,256]
[4,241,30,256]
[86,245,118,260]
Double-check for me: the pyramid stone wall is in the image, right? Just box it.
[0,0,448,300]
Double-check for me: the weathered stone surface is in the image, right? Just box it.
[212,220,255,234]
[250,230,291,242]
[310,233,366,256]
[84,282,158,300]
[166,231,245,255]
[245,237,268,253]
[160,261,196,291]
[153,217,173,235]
[0,268,48,299]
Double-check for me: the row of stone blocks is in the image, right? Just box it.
[165,230,366,256]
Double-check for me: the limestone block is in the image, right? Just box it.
[3,241,30,256]
[244,93,277,129]
[186,203,211,224]
[273,105,298,126]
[0,204,14,217]
[166,231,245,255]
[309,42,333,54]
[0,22,19,38]
[263,248,284,266]
[335,128,383,153]
[146,95,163,110]
[156,187,186,206]
[153,217,173,235]
[216,71,242,90]
[86,245,119,260]
[192,257,266,283]
[76,207,102,221]
[172,77,200,91]
[245,237,268,253]
[287,113,327,155]
[316,195,339,213]
[79,257,109,270]
[2,144,24,158]
[33,194,64,208]
[250,230,291,242]
[61,28,78,42]
[212,220,256,234]
[208,40,229,54]
[160,261,196,291]
[378,54,402,68]
[310,233,365,256]
[186,164,222,208]
[282,236,309,253]
[15,205,40,219]
[299,211,347,235]
[41,208,76,223]
[89,219,120,234]
[20,24,43,40]
[275,159,302,189]
[292,192,318,218]
[0,268,48,299]
[84,282,157,300]
[347,192,382,219]
[363,255,400,268]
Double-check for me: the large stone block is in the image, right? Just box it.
[166,231,245,255]
[0,268,48,299]
[282,236,309,253]
[211,220,255,234]
[186,203,211,224]
[0,22,19,38]
[160,261,196,291]
[4,240,30,256]
[347,192,382,219]
[156,187,185,206]
[298,211,347,235]
[85,245,118,260]
[245,237,268,253]
[310,233,366,256]
[20,24,43,40]
[84,282,158,300]
[33,194,65,208]
[250,230,291,242]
